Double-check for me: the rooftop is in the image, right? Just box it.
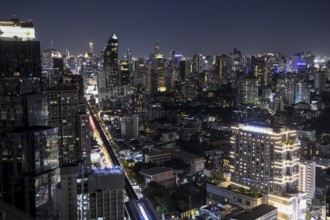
[225,204,277,220]
[173,150,203,160]
[139,167,172,176]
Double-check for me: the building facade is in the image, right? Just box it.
[230,123,300,194]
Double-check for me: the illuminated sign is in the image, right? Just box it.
[0,25,35,40]
[241,125,273,134]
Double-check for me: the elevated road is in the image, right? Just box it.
[87,103,138,200]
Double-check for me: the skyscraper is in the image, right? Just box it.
[153,43,166,92]
[0,19,40,79]
[98,33,119,101]
[236,75,259,105]
[1,127,60,219]
[0,18,62,219]
[43,73,91,219]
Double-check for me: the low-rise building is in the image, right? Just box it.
[160,131,177,142]
[139,167,175,188]
[173,150,204,175]
[145,148,172,165]
[206,184,263,209]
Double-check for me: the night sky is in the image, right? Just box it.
[1,0,330,57]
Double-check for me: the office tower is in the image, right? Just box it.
[0,20,61,218]
[98,33,119,101]
[121,114,139,140]
[0,127,60,219]
[153,44,166,92]
[251,56,268,86]
[0,20,55,219]
[145,64,158,96]
[125,85,145,127]
[313,71,326,90]
[299,160,316,204]
[178,60,188,82]
[135,58,146,78]
[126,49,132,67]
[154,43,160,55]
[277,77,295,105]
[0,19,40,79]
[230,123,300,193]
[183,74,197,100]
[0,92,48,132]
[120,61,130,95]
[191,54,200,74]
[41,48,64,88]
[291,52,314,74]
[295,80,310,104]
[42,48,63,72]
[236,75,259,105]
[215,54,228,85]
[105,33,118,65]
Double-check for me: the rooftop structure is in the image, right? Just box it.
[0,18,35,41]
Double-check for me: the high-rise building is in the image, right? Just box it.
[126,49,132,68]
[0,19,40,79]
[215,54,228,85]
[299,160,316,204]
[191,54,200,74]
[121,114,139,140]
[313,71,326,90]
[98,33,119,101]
[46,89,80,165]
[145,65,158,96]
[0,127,60,219]
[230,123,307,220]
[277,77,295,105]
[0,92,48,132]
[43,74,91,219]
[77,168,125,220]
[154,44,166,92]
[0,19,62,219]
[236,76,259,105]
[295,80,310,104]
[230,123,300,194]
[119,61,130,95]
[89,42,93,54]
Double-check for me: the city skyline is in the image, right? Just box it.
[1,0,330,57]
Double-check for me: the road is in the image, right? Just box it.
[87,103,138,200]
